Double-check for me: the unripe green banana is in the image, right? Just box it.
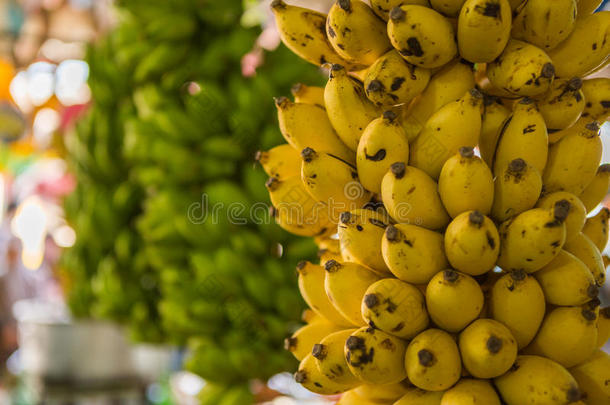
[512,0,577,50]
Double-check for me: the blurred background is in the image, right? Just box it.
[0,0,605,404]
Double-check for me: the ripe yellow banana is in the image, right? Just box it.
[444,211,500,276]
[457,0,512,63]
[345,326,408,384]
[491,158,543,222]
[581,78,610,122]
[356,111,410,194]
[361,278,429,339]
[381,223,449,283]
[536,77,585,131]
[492,99,548,177]
[494,355,581,405]
[525,304,598,368]
[337,209,391,275]
[285,319,343,361]
[326,0,392,66]
[311,328,359,385]
[297,261,353,326]
[479,96,511,167]
[275,97,354,164]
[536,191,586,242]
[291,83,325,107]
[353,381,410,402]
[405,328,462,391]
[564,231,606,286]
[387,5,458,68]
[543,121,602,195]
[395,387,445,405]
[597,307,610,348]
[325,64,381,151]
[490,270,546,349]
[579,164,610,213]
[324,260,381,326]
[582,207,610,251]
[570,350,610,405]
[429,0,467,16]
[370,0,430,20]
[255,144,301,180]
[487,39,555,97]
[295,354,355,395]
[497,202,569,272]
[381,162,450,229]
[438,147,494,218]
[410,89,483,179]
[316,237,343,266]
[512,0,577,50]
[336,390,386,405]
[578,0,603,14]
[534,250,598,306]
[364,50,431,107]
[400,60,475,141]
[441,379,501,405]
[548,11,610,78]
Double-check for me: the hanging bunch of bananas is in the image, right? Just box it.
[265,0,610,403]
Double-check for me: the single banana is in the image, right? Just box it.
[479,96,511,167]
[579,164,610,212]
[490,270,546,349]
[494,355,581,405]
[543,121,602,195]
[597,307,610,348]
[295,354,355,395]
[345,326,408,384]
[497,202,569,273]
[255,144,301,180]
[547,11,610,78]
[457,0,512,63]
[387,5,458,68]
[395,387,445,405]
[361,278,429,339]
[491,158,543,222]
[582,207,610,251]
[291,83,325,107]
[275,97,355,164]
[297,261,354,326]
[400,60,475,141]
[324,260,381,326]
[569,350,610,405]
[578,0,603,14]
[580,78,610,122]
[353,381,410,402]
[338,208,392,274]
[441,379,501,405]
[492,99,548,177]
[324,64,381,151]
[381,162,450,229]
[364,50,431,107]
[487,39,555,97]
[536,191,586,242]
[410,89,484,179]
[356,111,410,194]
[512,0,577,50]
[444,211,500,276]
[285,320,343,361]
[312,329,359,384]
[381,223,449,284]
[316,237,343,266]
[405,328,462,391]
[534,250,598,306]
[370,0,430,20]
[536,77,585,130]
[336,390,385,405]
[525,304,598,368]
[564,232,606,286]
[326,0,392,66]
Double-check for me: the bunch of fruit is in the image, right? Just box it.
[262,0,610,404]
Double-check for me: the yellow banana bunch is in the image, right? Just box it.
[536,77,585,131]
[441,379,502,405]
[369,0,431,20]
[256,144,300,180]
[285,319,343,361]
[536,191,586,242]
[512,0,577,50]
[291,83,325,107]
[581,78,610,122]
[491,158,543,222]
[353,382,410,403]
[582,207,610,251]
[579,164,610,212]
[569,350,610,405]
[479,96,510,167]
[295,354,356,395]
[563,231,606,286]
[312,329,359,385]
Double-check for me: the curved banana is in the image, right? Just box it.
[570,350,610,405]
[285,320,343,361]
[353,381,410,403]
[444,211,500,276]
[536,191,586,242]
[579,164,610,213]
[275,97,355,164]
[325,64,381,151]
[491,158,543,222]
[336,390,384,405]
[492,99,548,177]
[364,50,431,107]
[512,0,577,50]
[324,260,381,326]
[543,121,602,195]
[410,89,484,179]
[479,96,511,167]
[326,0,391,66]
[255,144,301,180]
[387,5,458,68]
[441,379,501,405]
[370,0,430,20]
[295,354,355,395]
[316,237,343,266]
[564,232,606,286]
[311,328,359,384]
[395,387,444,405]
[381,162,450,229]
[356,111,410,194]
[537,77,585,131]
[438,147,494,218]
[291,83,325,107]
[457,0,512,63]
[581,78,610,122]
[487,39,555,97]
[582,207,610,251]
